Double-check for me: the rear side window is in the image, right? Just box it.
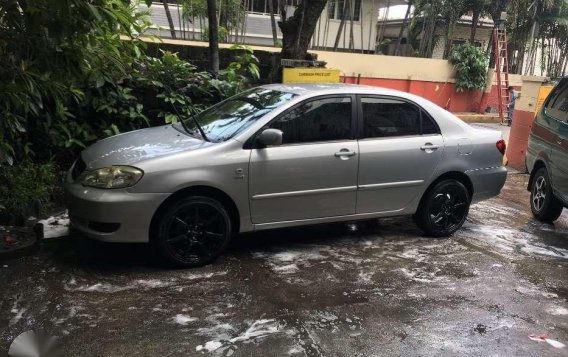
[361,98,439,138]
[421,110,440,135]
[269,97,352,144]
[545,80,568,122]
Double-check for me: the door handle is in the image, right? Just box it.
[334,150,356,158]
[420,144,440,151]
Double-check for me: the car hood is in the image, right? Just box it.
[81,124,207,169]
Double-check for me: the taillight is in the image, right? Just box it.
[496,140,506,155]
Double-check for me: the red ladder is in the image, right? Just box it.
[493,28,510,125]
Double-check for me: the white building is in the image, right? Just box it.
[142,0,406,52]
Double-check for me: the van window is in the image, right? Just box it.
[545,80,568,122]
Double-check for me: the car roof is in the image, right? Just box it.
[260,83,408,97]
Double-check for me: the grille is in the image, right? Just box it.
[71,157,86,180]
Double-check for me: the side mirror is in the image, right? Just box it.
[257,128,283,147]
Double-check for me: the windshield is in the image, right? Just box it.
[182,88,296,142]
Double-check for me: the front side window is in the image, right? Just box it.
[269,97,352,145]
[183,88,296,142]
[361,98,421,138]
[545,80,568,122]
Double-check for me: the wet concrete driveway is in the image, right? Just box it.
[1,173,568,356]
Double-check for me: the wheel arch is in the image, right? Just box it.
[527,159,548,191]
[420,171,474,207]
[149,185,241,239]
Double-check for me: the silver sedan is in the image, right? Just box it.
[66,84,507,267]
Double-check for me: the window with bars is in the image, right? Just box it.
[328,0,361,21]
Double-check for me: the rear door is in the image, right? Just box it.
[249,95,359,224]
[356,96,444,214]
[544,80,568,202]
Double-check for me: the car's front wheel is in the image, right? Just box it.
[153,196,232,267]
[530,168,563,223]
[414,179,471,237]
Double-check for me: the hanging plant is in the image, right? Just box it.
[448,43,489,92]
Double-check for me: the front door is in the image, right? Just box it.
[249,96,358,224]
[356,96,444,214]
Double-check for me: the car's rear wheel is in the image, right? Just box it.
[153,196,232,267]
[530,168,563,223]
[414,179,471,237]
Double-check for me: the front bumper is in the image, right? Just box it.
[66,182,169,243]
[467,166,508,203]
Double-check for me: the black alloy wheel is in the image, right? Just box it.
[414,179,471,237]
[154,196,232,267]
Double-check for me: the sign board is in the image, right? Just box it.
[535,85,554,115]
[282,68,341,84]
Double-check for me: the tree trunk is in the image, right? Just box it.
[349,0,355,51]
[333,0,348,51]
[394,0,412,56]
[163,0,177,39]
[279,0,328,59]
[176,1,184,40]
[376,0,390,53]
[268,0,279,46]
[489,0,509,68]
[470,9,480,44]
[443,21,457,59]
[368,0,376,52]
[206,0,220,73]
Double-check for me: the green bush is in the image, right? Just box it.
[0,0,260,168]
[448,43,488,92]
[0,0,262,223]
[0,162,59,225]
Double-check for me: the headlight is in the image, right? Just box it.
[81,166,144,189]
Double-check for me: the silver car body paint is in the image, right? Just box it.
[66,84,507,242]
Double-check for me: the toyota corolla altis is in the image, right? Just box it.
[66,84,507,267]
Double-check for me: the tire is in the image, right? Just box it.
[530,168,563,223]
[152,196,232,268]
[414,179,471,237]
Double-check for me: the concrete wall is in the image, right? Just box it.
[506,76,549,170]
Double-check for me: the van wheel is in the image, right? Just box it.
[153,196,232,267]
[530,168,563,223]
[414,179,471,237]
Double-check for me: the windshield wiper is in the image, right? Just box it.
[183,116,209,142]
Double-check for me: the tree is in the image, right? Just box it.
[163,0,178,39]
[268,0,279,46]
[206,0,220,73]
[413,0,440,57]
[394,0,413,56]
[333,0,349,51]
[278,0,329,59]
[440,0,468,58]
[487,0,508,68]
[468,0,490,43]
